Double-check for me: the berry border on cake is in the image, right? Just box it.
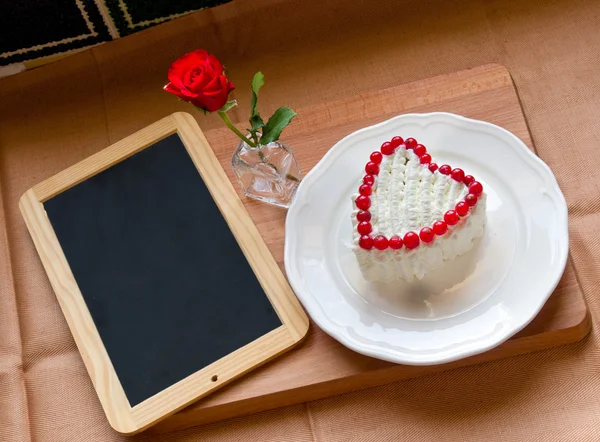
[354,136,484,251]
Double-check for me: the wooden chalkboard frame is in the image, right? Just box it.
[19,112,309,435]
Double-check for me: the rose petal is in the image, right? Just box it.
[202,76,222,92]
[183,67,202,88]
[202,60,215,78]
[182,70,193,88]
[163,82,185,99]
[179,88,198,98]
[206,53,224,74]
[203,89,221,97]
[192,89,228,112]
[167,49,209,90]
[189,69,212,92]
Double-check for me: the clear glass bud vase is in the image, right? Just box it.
[231,140,302,208]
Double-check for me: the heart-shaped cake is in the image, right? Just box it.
[351,136,486,282]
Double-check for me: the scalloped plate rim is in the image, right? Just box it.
[284,112,568,365]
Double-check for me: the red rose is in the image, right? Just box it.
[164,50,234,112]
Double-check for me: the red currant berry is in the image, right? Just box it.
[455,201,469,216]
[355,195,371,210]
[439,164,451,175]
[433,221,448,235]
[451,168,465,182]
[357,221,372,235]
[391,136,404,148]
[405,138,418,149]
[428,163,439,172]
[403,231,420,249]
[370,151,383,164]
[444,210,459,225]
[365,162,379,175]
[357,211,371,222]
[359,235,373,250]
[381,141,395,155]
[465,193,478,206]
[373,235,389,250]
[359,184,372,196]
[420,153,432,164]
[463,175,475,186]
[419,227,434,243]
[414,144,427,157]
[468,181,483,196]
[389,235,403,249]
[363,174,375,185]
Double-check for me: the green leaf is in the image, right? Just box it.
[249,114,264,133]
[219,100,238,113]
[250,72,264,120]
[260,106,297,145]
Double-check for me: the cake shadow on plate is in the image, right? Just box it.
[360,235,485,321]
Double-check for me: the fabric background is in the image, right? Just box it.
[1,0,600,440]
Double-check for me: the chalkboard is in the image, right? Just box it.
[44,133,282,407]
[20,113,308,434]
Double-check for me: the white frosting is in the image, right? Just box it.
[351,145,486,282]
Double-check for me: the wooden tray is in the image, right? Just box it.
[152,64,591,434]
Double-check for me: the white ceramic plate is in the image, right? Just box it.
[284,112,568,365]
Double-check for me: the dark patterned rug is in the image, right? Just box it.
[0,0,231,66]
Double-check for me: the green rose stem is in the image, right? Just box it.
[256,149,281,176]
[217,110,257,148]
[217,110,278,173]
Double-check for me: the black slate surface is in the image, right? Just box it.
[44,134,281,406]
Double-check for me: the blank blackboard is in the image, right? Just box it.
[20,113,308,433]
[44,134,282,406]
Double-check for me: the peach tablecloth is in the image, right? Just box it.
[1,0,600,440]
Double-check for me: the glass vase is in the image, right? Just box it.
[231,139,302,208]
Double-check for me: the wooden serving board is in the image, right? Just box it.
[152,64,591,434]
